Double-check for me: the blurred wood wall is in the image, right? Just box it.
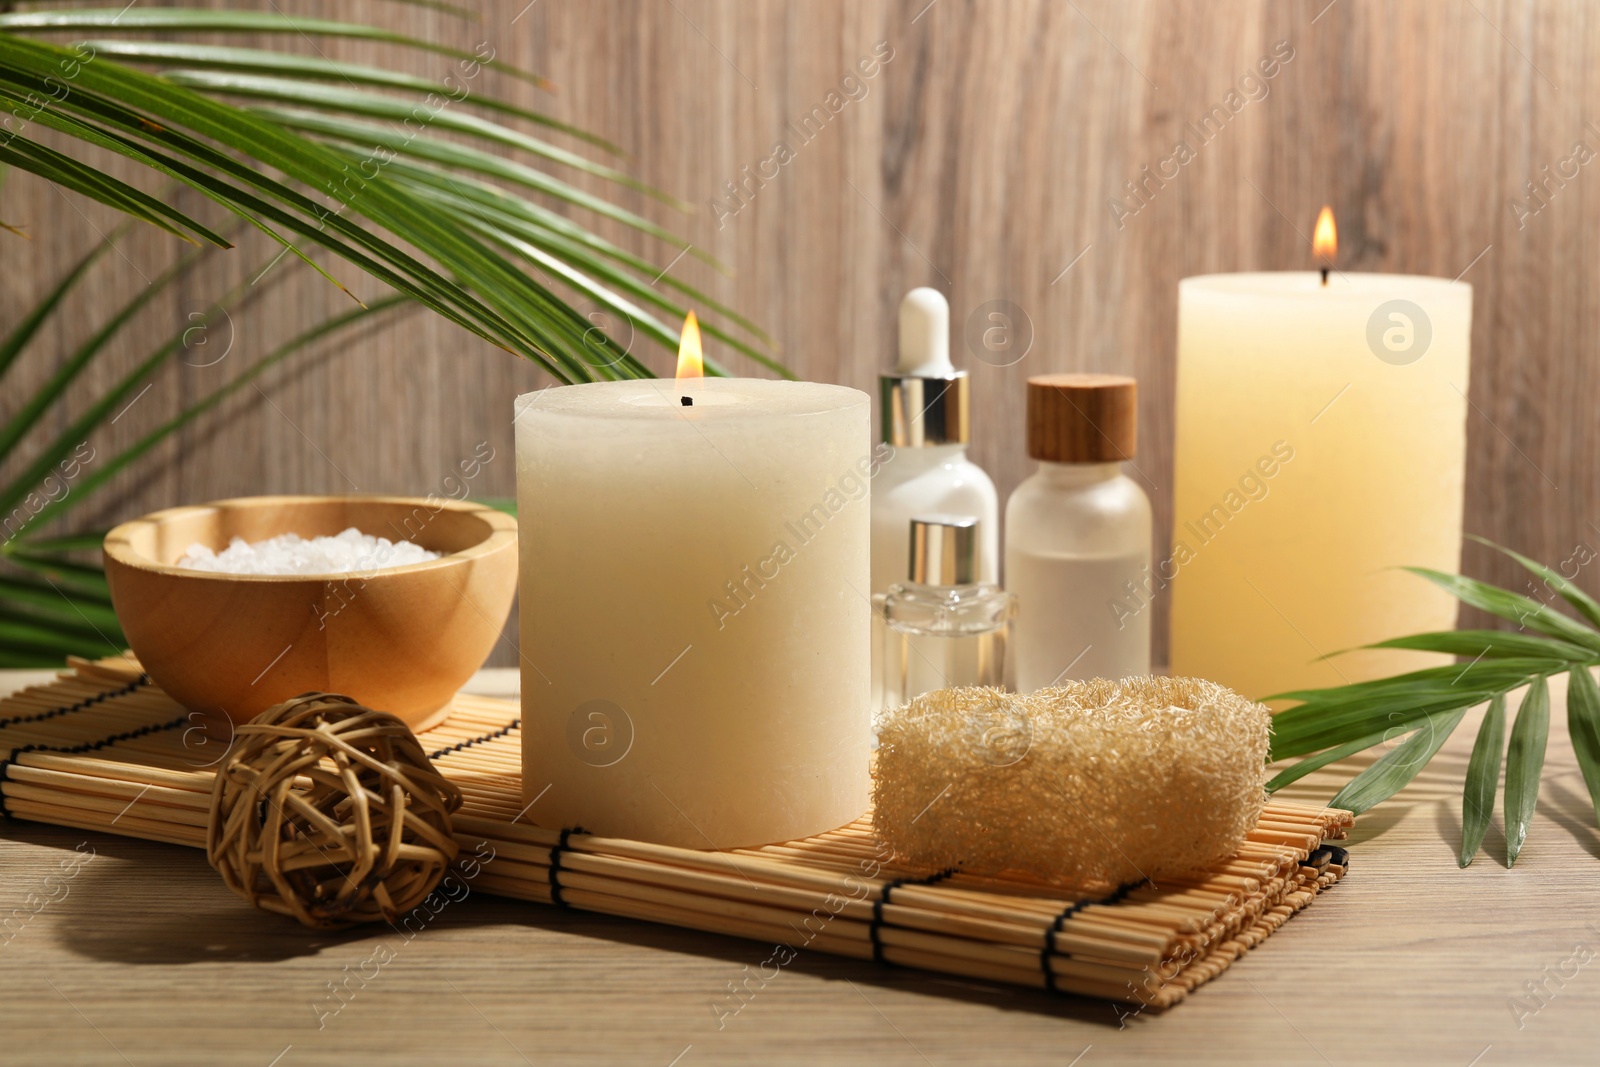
[3,0,1597,666]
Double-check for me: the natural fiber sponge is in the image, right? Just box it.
[873,677,1271,888]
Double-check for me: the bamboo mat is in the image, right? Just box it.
[0,656,1352,1010]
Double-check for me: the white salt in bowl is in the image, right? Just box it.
[103,495,517,730]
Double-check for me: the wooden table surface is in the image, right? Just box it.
[2,668,1597,1066]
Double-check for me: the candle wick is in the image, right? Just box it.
[680,396,693,407]
[1320,267,1330,286]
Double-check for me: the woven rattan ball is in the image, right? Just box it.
[207,693,463,929]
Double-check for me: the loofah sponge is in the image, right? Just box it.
[873,677,1271,888]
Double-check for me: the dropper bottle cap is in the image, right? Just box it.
[881,288,970,447]
[908,514,978,585]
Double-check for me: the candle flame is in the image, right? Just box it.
[1313,206,1337,262]
[675,310,704,383]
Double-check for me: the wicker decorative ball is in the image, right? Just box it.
[207,693,464,929]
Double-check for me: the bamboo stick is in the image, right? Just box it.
[18,752,213,791]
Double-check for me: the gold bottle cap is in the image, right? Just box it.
[881,372,970,447]
[1025,374,1136,463]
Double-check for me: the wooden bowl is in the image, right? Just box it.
[103,495,518,730]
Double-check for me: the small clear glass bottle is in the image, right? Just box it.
[881,515,1014,712]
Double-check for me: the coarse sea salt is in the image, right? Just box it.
[176,527,441,575]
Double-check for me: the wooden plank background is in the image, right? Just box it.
[2,0,1597,666]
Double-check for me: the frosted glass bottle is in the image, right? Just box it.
[1005,375,1152,690]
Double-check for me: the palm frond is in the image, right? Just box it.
[160,71,673,203]
[74,40,623,151]
[0,236,211,461]
[0,7,552,88]
[0,10,779,378]
[20,295,416,538]
[0,250,416,665]
[1268,539,1600,867]
[0,2,782,669]
[0,226,123,377]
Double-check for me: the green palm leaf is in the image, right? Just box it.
[0,575,121,634]
[21,295,415,537]
[1504,677,1550,866]
[0,133,228,244]
[0,239,210,461]
[1328,706,1468,815]
[0,83,355,293]
[1266,727,1389,792]
[389,173,783,372]
[1267,658,1549,760]
[1565,667,1600,833]
[74,40,622,151]
[0,7,552,88]
[0,250,415,665]
[160,71,676,205]
[0,67,596,377]
[1470,535,1600,630]
[0,283,236,520]
[7,533,107,554]
[4,549,113,600]
[1360,629,1596,662]
[1459,694,1506,867]
[0,614,119,658]
[1403,566,1600,653]
[259,109,709,265]
[0,230,121,377]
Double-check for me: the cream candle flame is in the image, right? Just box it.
[1314,206,1337,284]
[676,310,704,382]
[675,311,703,408]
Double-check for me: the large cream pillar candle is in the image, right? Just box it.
[1168,272,1472,700]
[514,378,872,849]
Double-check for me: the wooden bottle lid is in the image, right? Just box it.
[1025,374,1137,462]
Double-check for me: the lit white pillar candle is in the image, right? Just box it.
[514,318,872,848]
[1169,214,1472,700]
